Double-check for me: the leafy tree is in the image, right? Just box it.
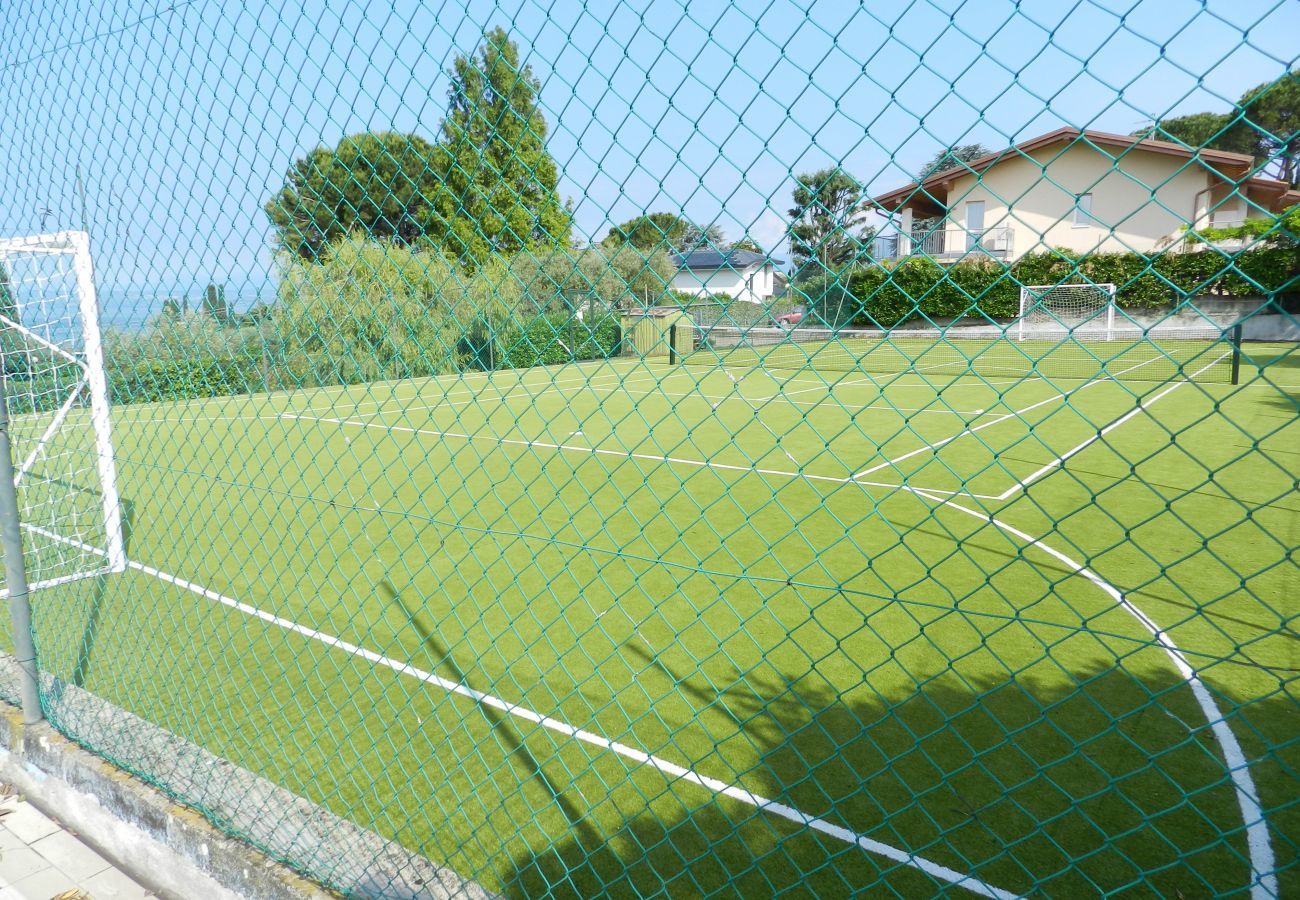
[203,283,230,325]
[601,213,689,251]
[602,215,729,255]
[278,237,523,381]
[435,27,572,264]
[265,131,444,260]
[1140,71,1298,185]
[787,167,874,278]
[917,143,991,179]
[728,236,764,253]
[677,222,726,253]
[1141,112,1256,155]
[1239,70,1300,186]
[510,245,676,313]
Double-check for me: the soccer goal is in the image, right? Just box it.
[0,231,124,592]
[1017,282,1117,341]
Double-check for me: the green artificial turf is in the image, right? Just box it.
[9,347,1297,896]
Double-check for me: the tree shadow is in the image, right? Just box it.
[379,581,608,865]
[503,639,1295,897]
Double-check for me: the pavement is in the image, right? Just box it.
[0,783,152,899]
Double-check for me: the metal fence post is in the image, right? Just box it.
[1230,322,1243,386]
[0,375,42,724]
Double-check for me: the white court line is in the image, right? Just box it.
[852,356,1162,481]
[352,372,985,419]
[277,412,1004,500]
[914,491,1277,899]
[852,391,1072,480]
[20,521,1016,899]
[729,393,987,415]
[377,369,670,417]
[327,366,668,416]
[995,354,1228,500]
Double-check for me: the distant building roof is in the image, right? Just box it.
[672,248,782,270]
[870,126,1300,214]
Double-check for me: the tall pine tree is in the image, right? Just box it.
[435,28,571,265]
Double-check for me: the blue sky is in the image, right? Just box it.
[1,0,1296,313]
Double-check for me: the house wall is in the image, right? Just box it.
[1206,182,1279,224]
[941,143,1214,257]
[671,264,774,304]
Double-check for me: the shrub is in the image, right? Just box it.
[104,311,266,404]
[277,236,522,382]
[497,312,622,369]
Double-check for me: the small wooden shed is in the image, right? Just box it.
[621,307,694,359]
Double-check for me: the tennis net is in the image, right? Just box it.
[675,323,1242,384]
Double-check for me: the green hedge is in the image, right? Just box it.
[496,313,622,369]
[800,247,1300,328]
[110,356,260,404]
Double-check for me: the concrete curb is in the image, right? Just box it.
[0,706,331,899]
[0,654,490,900]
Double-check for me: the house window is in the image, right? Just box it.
[965,201,985,251]
[1073,193,1093,228]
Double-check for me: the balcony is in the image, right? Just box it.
[1173,218,1253,253]
[873,224,1014,261]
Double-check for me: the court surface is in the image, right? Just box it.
[15,347,1299,897]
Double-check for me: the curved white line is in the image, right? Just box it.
[918,491,1277,898]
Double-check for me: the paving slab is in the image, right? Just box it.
[0,783,152,899]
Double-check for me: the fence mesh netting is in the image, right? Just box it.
[0,1,1296,897]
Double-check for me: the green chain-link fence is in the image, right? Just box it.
[0,1,1296,896]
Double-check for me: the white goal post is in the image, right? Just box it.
[1017,282,1117,341]
[0,230,125,591]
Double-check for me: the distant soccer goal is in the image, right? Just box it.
[0,231,124,592]
[1017,282,1117,341]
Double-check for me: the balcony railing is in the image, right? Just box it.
[873,225,1015,261]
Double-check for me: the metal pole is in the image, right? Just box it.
[668,323,678,365]
[1230,322,1243,386]
[0,375,42,723]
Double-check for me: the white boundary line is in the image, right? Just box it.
[853,390,1071,479]
[993,355,1228,500]
[852,356,1166,481]
[915,491,1277,899]
[19,522,1016,899]
[323,367,668,417]
[276,412,1004,500]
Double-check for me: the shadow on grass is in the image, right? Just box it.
[501,640,1295,898]
[380,581,608,864]
[63,496,134,691]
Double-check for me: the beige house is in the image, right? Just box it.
[871,127,1300,262]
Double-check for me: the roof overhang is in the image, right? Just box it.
[870,126,1267,214]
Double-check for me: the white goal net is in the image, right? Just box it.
[0,231,124,592]
[1017,283,1117,340]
